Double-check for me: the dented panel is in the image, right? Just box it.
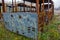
[3,12,38,39]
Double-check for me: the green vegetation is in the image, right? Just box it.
[39,15,60,40]
[0,22,32,40]
[0,15,60,40]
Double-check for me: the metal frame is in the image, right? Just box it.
[1,0,54,40]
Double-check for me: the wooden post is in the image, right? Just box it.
[2,0,5,12]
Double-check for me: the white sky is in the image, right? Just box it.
[0,0,60,8]
[53,0,60,8]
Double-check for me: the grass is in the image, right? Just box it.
[39,15,60,40]
[0,15,60,40]
[0,22,32,40]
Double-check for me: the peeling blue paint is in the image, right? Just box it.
[3,12,38,39]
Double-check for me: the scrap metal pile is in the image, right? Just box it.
[0,0,54,39]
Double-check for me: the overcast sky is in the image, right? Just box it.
[0,0,60,8]
[53,0,60,8]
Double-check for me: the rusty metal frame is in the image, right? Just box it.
[2,0,5,12]
[24,0,25,12]
[12,0,14,12]
[15,0,18,12]
[30,2,32,12]
[36,0,40,40]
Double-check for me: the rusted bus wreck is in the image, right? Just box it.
[0,0,54,39]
